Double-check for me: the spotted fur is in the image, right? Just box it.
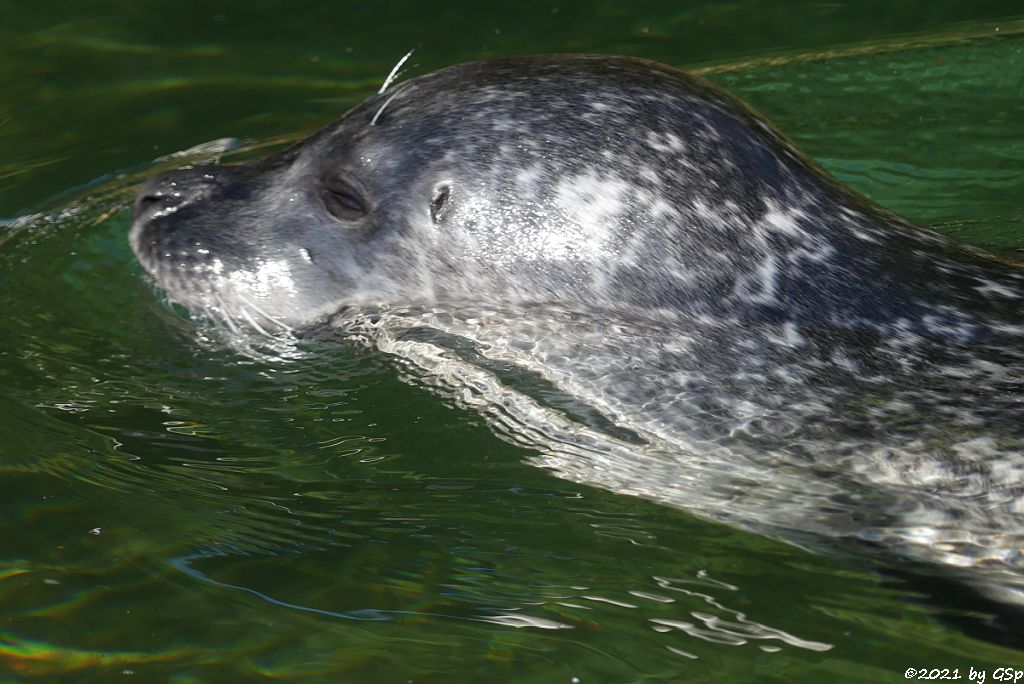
[131,55,1024,607]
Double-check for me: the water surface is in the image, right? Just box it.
[2,2,1023,681]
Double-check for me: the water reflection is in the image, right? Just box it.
[3,21,1024,681]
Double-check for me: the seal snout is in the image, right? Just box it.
[133,167,219,221]
[130,165,231,281]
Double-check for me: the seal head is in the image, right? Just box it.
[131,55,1021,336]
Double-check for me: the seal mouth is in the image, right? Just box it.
[129,170,246,328]
[129,206,217,281]
[129,186,317,336]
[130,243,297,336]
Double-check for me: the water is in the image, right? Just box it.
[2,2,1024,681]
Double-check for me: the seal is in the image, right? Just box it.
[130,55,1024,610]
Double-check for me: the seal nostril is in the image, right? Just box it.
[135,194,164,215]
[134,183,179,219]
[133,166,222,219]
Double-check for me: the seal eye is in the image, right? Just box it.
[322,178,367,222]
[430,184,450,224]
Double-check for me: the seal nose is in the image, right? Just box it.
[133,167,218,219]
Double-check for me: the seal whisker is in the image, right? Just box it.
[212,293,242,336]
[238,306,273,338]
[236,293,295,334]
[377,49,414,95]
[370,93,399,127]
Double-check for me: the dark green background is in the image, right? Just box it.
[1,2,1022,681]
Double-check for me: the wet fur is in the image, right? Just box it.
[131,55,1024,610]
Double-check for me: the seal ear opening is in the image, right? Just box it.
[430,184,451,224]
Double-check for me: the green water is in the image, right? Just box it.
[2,2,1024,681]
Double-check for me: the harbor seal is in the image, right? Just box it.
[130,55,1024,612]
